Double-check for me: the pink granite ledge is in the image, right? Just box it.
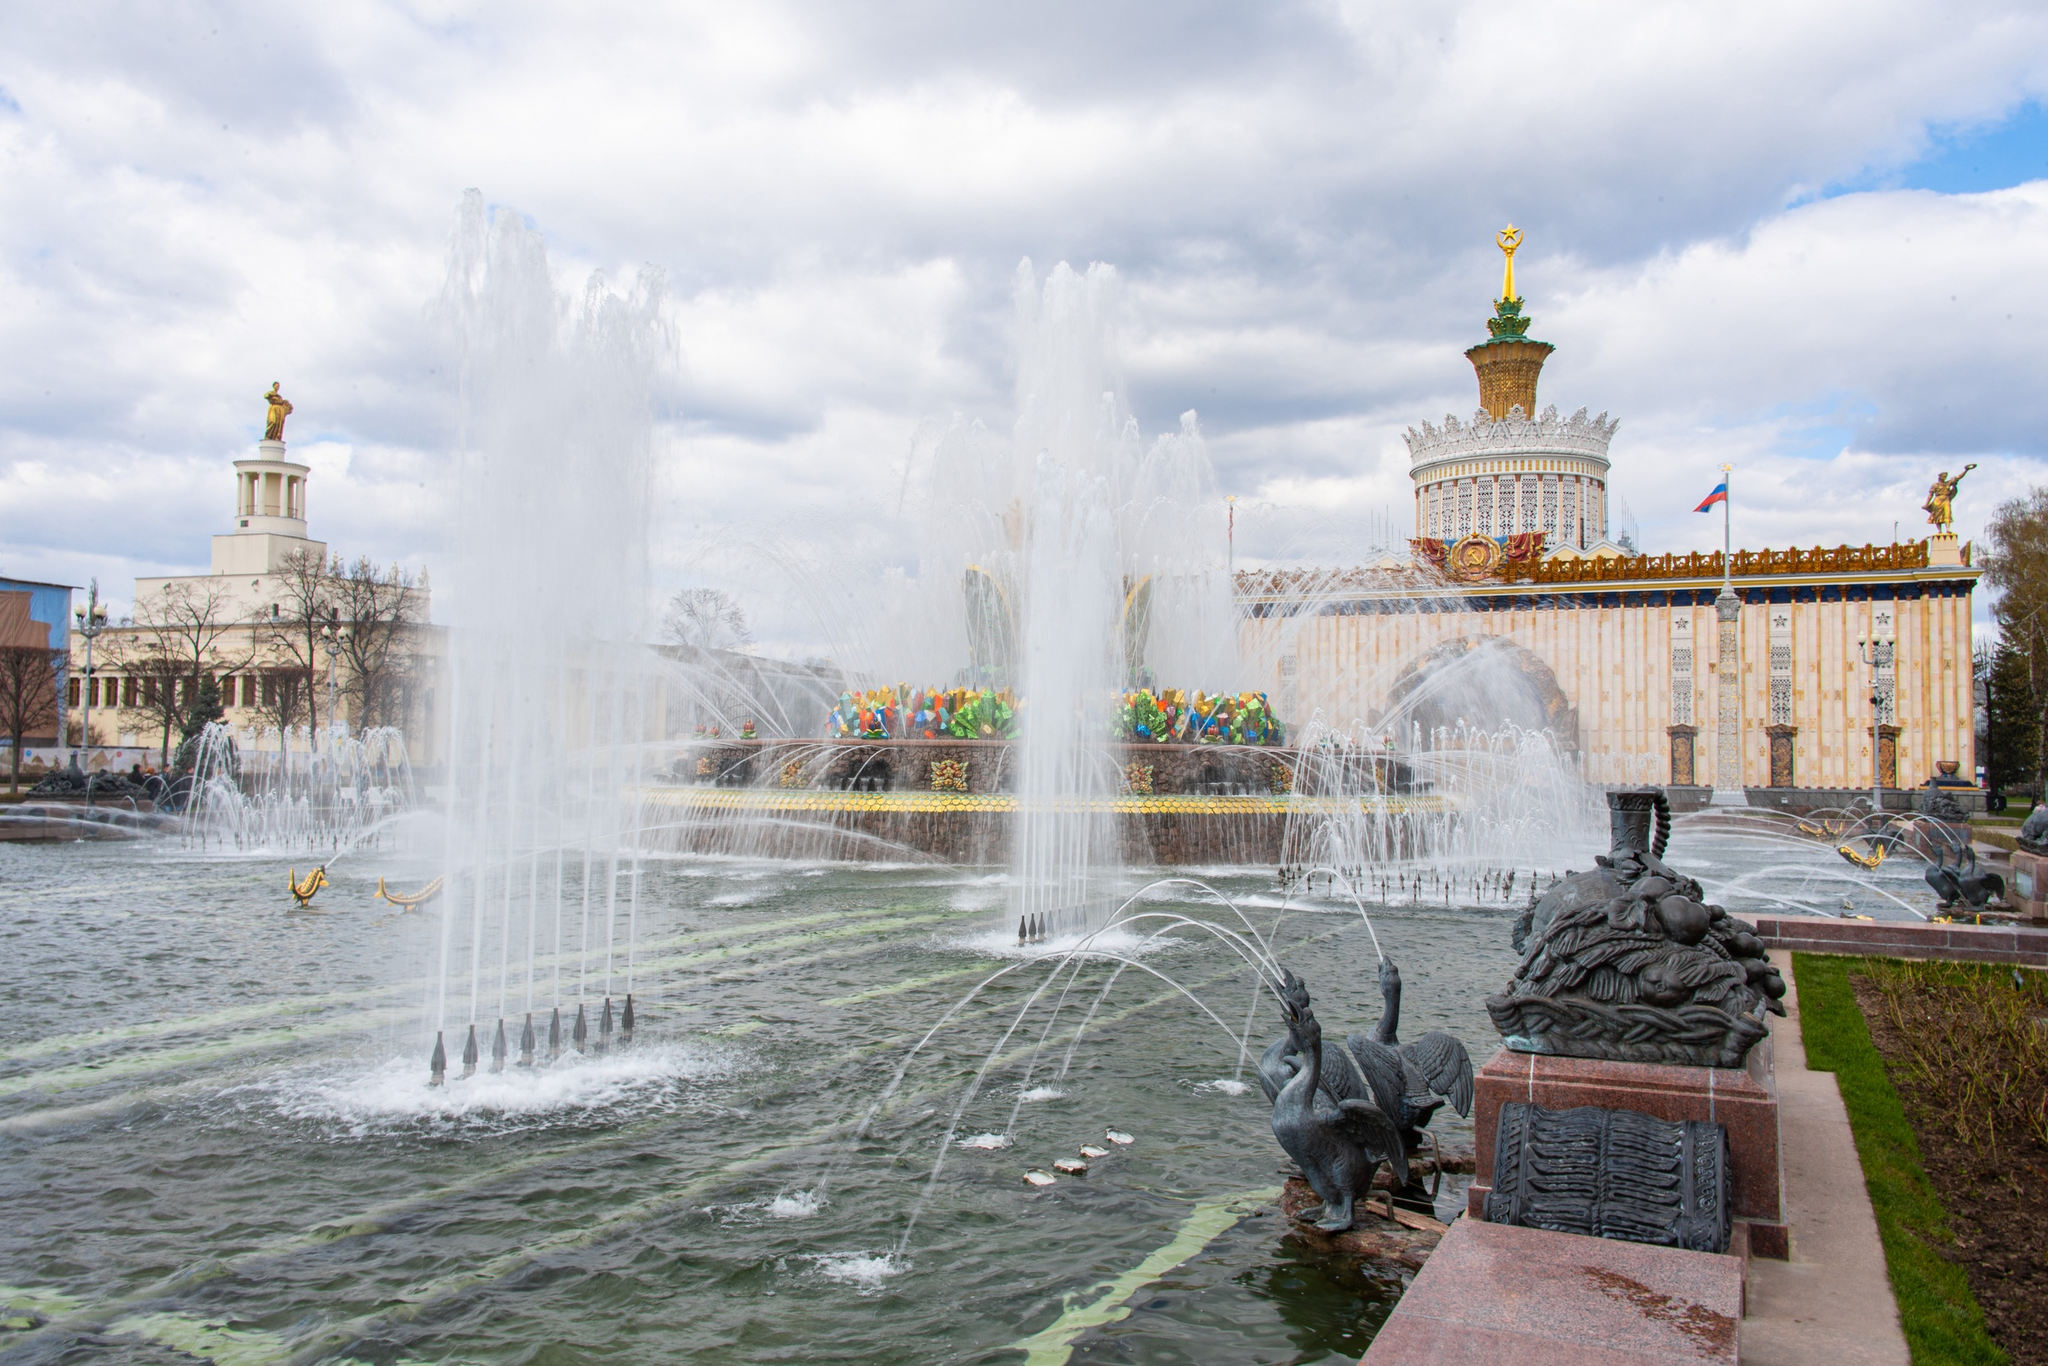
[1362,1218,1741,1365]
[1752,916,2048,967]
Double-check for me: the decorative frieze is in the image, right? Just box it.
[1403,405,1619,466]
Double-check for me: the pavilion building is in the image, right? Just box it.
[1240,238,1980,802]
[66,421,440,763]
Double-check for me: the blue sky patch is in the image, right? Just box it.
[1830,101,2048,197]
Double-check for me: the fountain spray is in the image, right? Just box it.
[427,191,663,1075]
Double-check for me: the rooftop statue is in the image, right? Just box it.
[1489,789,1787,1068]
[1923,463,1976,534]
[263,382,293,441]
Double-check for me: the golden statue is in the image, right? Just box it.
[263,382,294,442]
[1497,224,1524,302]
[1922,462,1976,533]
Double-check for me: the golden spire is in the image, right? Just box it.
[1497,224,1523,303]
[1467,222,1551,419]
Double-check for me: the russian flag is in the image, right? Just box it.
[1694,479,1728,512]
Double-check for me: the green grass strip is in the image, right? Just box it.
[1791,952,2007,1366]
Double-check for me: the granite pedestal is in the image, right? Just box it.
[1466,1034,1787,1258]
[1360,1218,1742,1365]
[2007,848,2048,924]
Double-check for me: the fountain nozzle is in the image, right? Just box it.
[572,1003,588,1054]
[548,1006,562,1061]
[461,1023,479,1079]
[1018,915,1027,945]
[519,1012,536,1067]
[429,1030,446,1087]
[620,994,635,1043]
[490,1018,507,1073]
[598,997,613,1054]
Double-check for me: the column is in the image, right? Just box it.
[1713,587,1743,804]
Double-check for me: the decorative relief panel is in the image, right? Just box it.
[1766,724,1797,788]
[1872,604,1896,726]
[1768,606,1793,728]
[1521,476,1539,531]
[1670,615,1694,726]
[1477,480,1495,537]
[1668,725,1697,786]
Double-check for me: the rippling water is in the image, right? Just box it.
[0,815,1933,1364]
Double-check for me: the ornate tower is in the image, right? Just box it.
[211,391,326,576]
[1406,227,1616,554]
[1466,225,1553,421]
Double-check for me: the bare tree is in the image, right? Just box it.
[663,588,751,652]
[254,548,332,735]
[119,580,253,766]
[329,556,426,728]
[0,646,62,792]
[255,666,310,735]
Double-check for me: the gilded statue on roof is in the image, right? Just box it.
[1922,463,1976,534]
[263,382,293,442]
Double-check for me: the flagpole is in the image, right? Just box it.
[1711,462,1741,807]
[1721,463,1733,587]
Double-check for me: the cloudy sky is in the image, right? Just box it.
[3,0,2045,648]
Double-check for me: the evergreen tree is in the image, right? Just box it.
[1983,639,2039,801]
[173,676,226,775]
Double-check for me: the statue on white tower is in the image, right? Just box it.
[262,383,294,442]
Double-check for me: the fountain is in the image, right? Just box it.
[420,191,669,1079]
[181,720,419,854]
[1,210,1976,1366]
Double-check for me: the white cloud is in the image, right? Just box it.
[1,0,2044,650]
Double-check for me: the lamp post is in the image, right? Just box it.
[1857,636,1887,820]
[320,611,350,749]
[73,579,108,809]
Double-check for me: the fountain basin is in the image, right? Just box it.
[645,740,1446,864]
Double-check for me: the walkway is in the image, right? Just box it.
[1737,950,1908,1365]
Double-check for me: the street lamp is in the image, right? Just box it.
[73,580,109,809]
[1856,636,1889,821]
[320,610,350,748]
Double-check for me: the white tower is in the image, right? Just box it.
[211,437,326,575]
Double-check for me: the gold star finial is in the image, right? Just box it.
[1497,224,1523,303]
